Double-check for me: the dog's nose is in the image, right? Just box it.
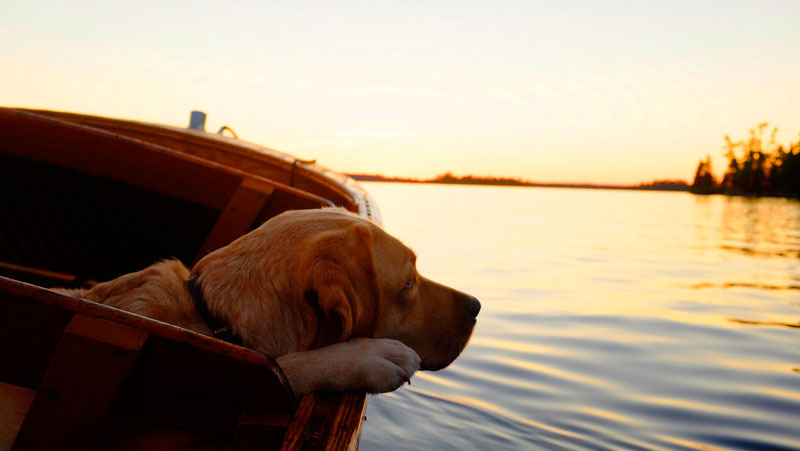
[466,295,481,318]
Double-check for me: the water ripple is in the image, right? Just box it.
[360,184,800,451]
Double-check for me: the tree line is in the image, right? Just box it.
[351,172,688,191]
[691,123,800,197]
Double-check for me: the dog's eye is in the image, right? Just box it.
[404,281,415,290]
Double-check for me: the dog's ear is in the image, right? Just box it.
[306,224,378,345]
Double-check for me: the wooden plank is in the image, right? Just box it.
[320,393,367,451]
[0,261,76,287]
[280,392,367,451]
[194,178,274,264]
[280,393,319,451]
[0,287,76,390]
[0,383,36,451]
[12,314,148,451]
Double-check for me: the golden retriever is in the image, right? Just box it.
[60,208,480,395]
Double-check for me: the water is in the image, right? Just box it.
[357,183,800,451]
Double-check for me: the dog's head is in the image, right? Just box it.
[192,208,479,371]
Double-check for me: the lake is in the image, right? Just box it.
[357,183,800,451]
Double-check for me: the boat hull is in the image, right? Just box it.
[0,107,372,450]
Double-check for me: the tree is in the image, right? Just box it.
[689,155,718,194]
[693,123,800,198]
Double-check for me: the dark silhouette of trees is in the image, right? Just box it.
[690,155,718,194]
[690,123,800,198]
[636,180,689,191]
[350,173,688,191]
[431,172,530,186]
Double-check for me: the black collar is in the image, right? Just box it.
[187,275,243,346]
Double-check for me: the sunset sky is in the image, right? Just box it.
[2,1,798,185]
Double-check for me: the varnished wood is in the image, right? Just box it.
[0,276,292,387]
[0,277,298,448]
[0,277,373,451]
[280,392,367,451]
[0,108,335,212]
[280,393,320,451]
[12,314,148,450]
[0,261,76,288]
[0,108,240,210]
[321,393,367,451]
[0,382,35,451]
[194,178,275,264]
[0,107,337,284]
[20,108,358,211]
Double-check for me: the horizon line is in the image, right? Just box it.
[347,173,690,189]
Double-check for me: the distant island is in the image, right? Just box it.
[690,123,800,198]
[350,172,688,192]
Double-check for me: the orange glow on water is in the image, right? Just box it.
[361,183,800,450]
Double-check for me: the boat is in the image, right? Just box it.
[0,107,380,450]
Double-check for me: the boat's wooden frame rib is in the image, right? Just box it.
[194,178,276,264]
[13,313,149,450]
[0,107,371,450]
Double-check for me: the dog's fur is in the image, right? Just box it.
[60,208,479,395]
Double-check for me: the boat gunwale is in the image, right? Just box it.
[1,107,336,211]
[12,107,382,224]
[0,275,290,384]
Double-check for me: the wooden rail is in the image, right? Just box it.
[15,108,358,212]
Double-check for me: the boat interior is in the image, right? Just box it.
[0,107,366,450]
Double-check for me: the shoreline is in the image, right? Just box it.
[349,174,689,193]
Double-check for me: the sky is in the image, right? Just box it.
[2,0,799,185]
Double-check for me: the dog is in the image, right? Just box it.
[60,208,480,396]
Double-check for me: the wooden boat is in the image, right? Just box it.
[0,107,380,450]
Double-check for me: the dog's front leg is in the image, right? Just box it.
[276,338,420,396]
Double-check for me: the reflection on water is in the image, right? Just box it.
[727,318,800,329]
[712,196,800,260]
[359,184,800,451]
[692,282,800,291]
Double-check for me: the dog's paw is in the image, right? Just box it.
[276,338,421,395]
[345,338,421,393]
